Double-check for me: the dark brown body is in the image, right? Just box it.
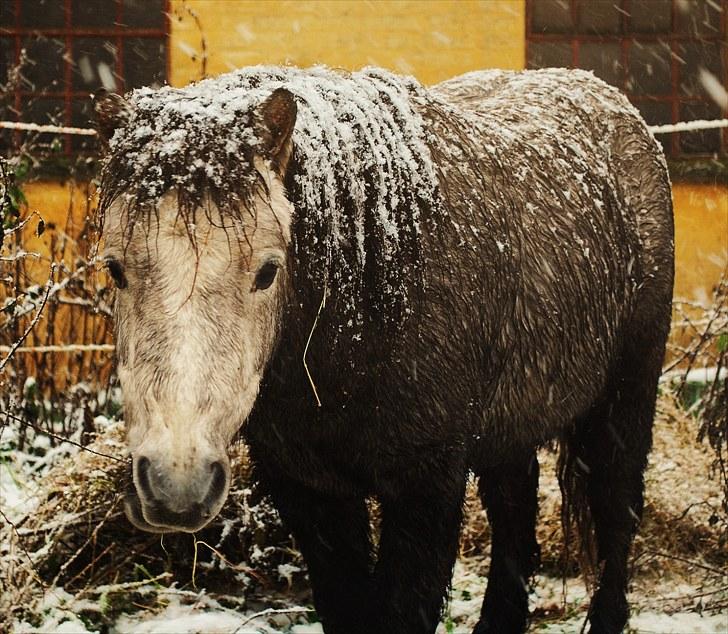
[245,69,673,634]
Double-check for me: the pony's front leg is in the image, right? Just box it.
[374,467,467,634]
[260,471,376,634]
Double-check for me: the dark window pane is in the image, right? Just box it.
[123,38,166,88]
[528,41,572,69]
[578,0,621,34]
[72,0,118,28]
[22,96,64,123]
[579,41,622,87]
[72,38,120,91]
[1,1,15,27]
[678,41,724,98]
[634,100,672,155]
[71,98,98,151]
[19,0,66,28]
[123,0,165,28]
[627,40,672,95]
[675,0,722,36]
[22,37,65,92]
[20,96,66,147]
[635,99,672,126]
[0,37,12,84]
[629,0,672,33]
[531,0,573,33]
[680,102,722,154]
[0,128,12,153]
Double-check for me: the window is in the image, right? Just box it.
[0,0,169,154]
[527,0,727,158]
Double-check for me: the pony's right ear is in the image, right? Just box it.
[258,88,297,178]
[92,90,132,143]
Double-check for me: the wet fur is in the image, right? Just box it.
[102,68,674,633]
[249,70,673,633]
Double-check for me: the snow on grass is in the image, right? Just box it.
[628,612,728,634]
[439,561,728,634]
[1,457,41,523]
[114,601,323,634]
[114,594,263,634]
[0,424,42,524]
[14,573,723,634]
[11,584,317,634]
[13,588,100,634]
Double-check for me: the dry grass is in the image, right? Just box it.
[0,424,303,629]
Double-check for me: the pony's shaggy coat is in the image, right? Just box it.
[97,66,674,634]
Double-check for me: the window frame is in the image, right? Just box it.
[525,0,728,159]
[1,0,170,154]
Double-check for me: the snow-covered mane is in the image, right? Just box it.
[98,66,444,343]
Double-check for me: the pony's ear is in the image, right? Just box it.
[92,89,132,143]
[258,88,297,177]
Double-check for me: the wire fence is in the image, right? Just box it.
[2,118,728,137]
[0,121,98,136]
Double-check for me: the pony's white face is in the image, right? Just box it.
[96,88,298,533]
[105,164,293,533]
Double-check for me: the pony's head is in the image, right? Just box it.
[95,87,296,532]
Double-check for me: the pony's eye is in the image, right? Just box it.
[253,261,279,291]
[106,258,128,289]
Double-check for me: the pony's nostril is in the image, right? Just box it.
[205,461,227,505]
[135,456,154,500]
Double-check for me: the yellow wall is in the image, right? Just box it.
[16,181,95,282]
[672,183,728,303]
[168,0,526,87]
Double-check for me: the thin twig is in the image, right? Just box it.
[51,498,122,588]
[0,411,128,464]
[76,573,173,598]
[0,210,43,237]
[0,506,47,590]
[0,259,101,331]
[640,549,725,575]
[234,607,314,631]
[0,343,115,354]
[303,285,327,407]
[193,538,259,578]
[0,268,53,372]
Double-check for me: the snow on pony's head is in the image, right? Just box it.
[95,85,297,533]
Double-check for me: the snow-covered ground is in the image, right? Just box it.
[2,402,726,634]
[8,565,727,634]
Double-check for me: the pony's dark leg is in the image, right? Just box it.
[374,465,467,634]
[473,450,540,634]
[571,336,663,633]
[257,470,375,634]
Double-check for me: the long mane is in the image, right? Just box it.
[99,66,444,345]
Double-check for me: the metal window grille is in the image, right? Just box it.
[526,0,728,158]
[0,0,170,154]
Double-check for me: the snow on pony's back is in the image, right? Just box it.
[100,65,443,339]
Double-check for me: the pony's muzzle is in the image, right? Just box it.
[125,452,230,533]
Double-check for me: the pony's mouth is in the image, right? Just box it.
[123,490,215,533]
[123,465,225,533]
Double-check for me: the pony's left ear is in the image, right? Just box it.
[258,88,297,177]
[92,89,132,144]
